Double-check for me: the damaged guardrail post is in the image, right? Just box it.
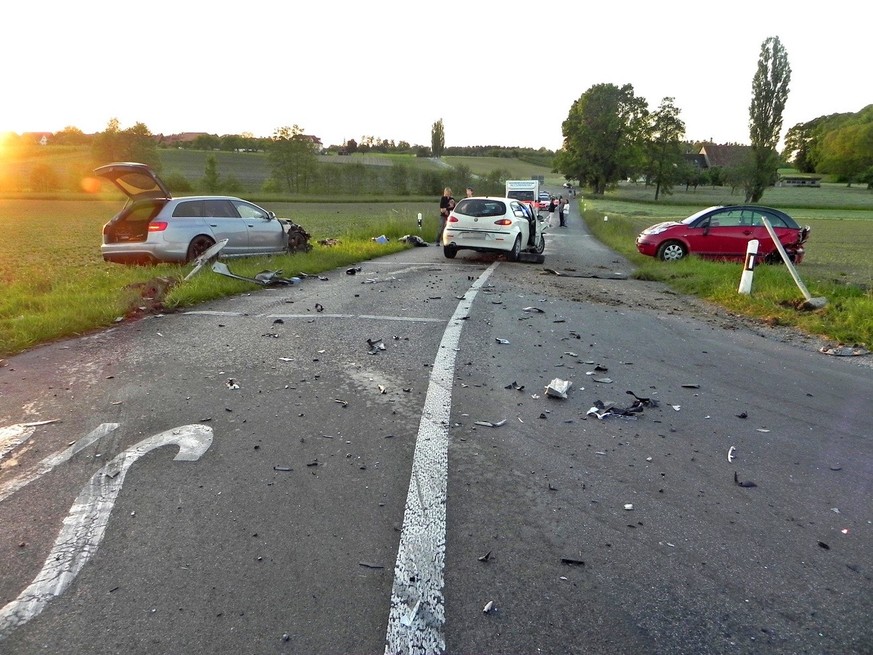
[760,216,827,310]
[738,239,759,295]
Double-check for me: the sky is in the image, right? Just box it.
[2,0,869,151]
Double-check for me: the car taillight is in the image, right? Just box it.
[148,221,168,232]
[494,219,512,226]
[449,216,459,222]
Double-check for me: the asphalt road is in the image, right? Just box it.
[1,201,870,655]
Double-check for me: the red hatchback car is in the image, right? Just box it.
[636,205,810,263]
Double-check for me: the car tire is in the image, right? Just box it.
[186,236,216,263]
[443,245,457,259]
[657,240,687,262]
[764,250,790,265]
[533,233,545,254]
[508,236,522,262]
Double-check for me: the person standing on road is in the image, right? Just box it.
[547,196,557,227]
[558,195,567,227]
[437,187,454,244]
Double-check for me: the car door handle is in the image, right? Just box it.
[742,230,752,235]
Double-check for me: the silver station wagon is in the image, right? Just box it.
[96,162,310,264]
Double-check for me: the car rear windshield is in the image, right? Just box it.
[454,199,507,217]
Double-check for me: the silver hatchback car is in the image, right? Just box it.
[96,162,309,264]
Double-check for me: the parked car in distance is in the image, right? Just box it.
[635,205,810,263]
[442,196,545,261]
[537,190,552,211]
[95,162,309,265]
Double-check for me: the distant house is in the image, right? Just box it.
[777,174,821,188]
[22,132,53,146]
[297,134,324,152]
[698,144,752,169]
[154,132,210,146]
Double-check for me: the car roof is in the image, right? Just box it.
[94,162,172,202]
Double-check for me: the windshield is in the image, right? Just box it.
[681,206,722,225]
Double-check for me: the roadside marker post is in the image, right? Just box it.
[738,239,759,295]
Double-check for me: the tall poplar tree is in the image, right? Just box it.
[747,36,791,202]
[431,119,445,158]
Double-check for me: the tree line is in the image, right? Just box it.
[784,105,873,188]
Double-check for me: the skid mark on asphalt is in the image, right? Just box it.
[384,261,500,655]
[0,424,213,641]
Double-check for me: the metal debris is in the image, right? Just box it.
[495,338,510,344]
[225,379,240,390]
[478,551,492,562]
[358,561,384,569]
[504,381,525,391]
[523,306,545,313]
[210,261,300,286]
[560,557,585,566]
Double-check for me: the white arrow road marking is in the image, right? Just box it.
[0,423,120,504]
[0,420,60,462]
[384,262,499,655]
[0,424,213,641]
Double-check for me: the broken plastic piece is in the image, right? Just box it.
[505,381,525,391]
[727,446,736,462]
[734,471,757,488]
[545,378,572,399]
[495,338,510,344]
[819,344,869,357]
[372,235,389,244]
[226,378,240,390]
[561,557,585,566]
[483,600,494,614]
[478,551,492,562]
[273,465,292,472]
[367,338,387,355]
[523,306,545,313]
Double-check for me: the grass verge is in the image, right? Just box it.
[582,201,872,348]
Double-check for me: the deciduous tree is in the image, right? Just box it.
[646,97,686,200]
[91,119,160,168]
[746,36,791,202]
[268,125,318,193]
[556,83,649,195]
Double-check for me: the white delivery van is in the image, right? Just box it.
[505,179,540,215]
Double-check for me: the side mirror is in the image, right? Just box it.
[267,211,277,221]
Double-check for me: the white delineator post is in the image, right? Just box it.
[417,212,422,231]
[738,239,759,294]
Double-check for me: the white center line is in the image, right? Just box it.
[384,262,499,655]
